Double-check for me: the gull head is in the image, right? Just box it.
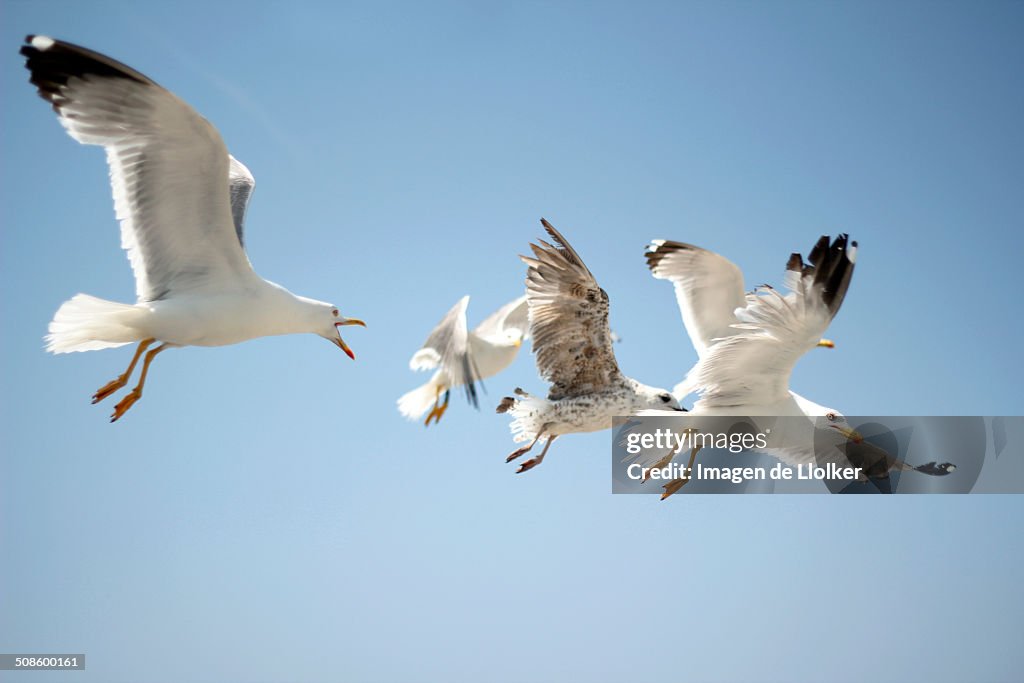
[502,327,527,349]
[479,324,527,350]
[815,409,959,479]
[307,300,365,360]
[818,408,862,443]
[635,383,686,412]
[792,395,859,443]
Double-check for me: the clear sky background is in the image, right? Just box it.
[2,1,1022,681]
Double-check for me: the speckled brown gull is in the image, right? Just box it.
[497,219,683,473]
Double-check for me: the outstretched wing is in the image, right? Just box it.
[522,219,622,400]
[228,155,255,249]
[645,240,746,357]
[21,35,253,302]
[409,295,481,406]
[473,295,528,342]
[686,234,857,407]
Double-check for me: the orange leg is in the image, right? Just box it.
[505,427,547,463]
[92,338,154,404]
[516,435,558,474]
[643,447,678,482]
[424,388,451,426]
[661,444,704,500]
[110,343,170,423]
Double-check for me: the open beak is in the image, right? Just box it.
[831,425,863,444]
[333,318,366,360]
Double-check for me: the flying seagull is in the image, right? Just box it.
[497,219,683,473]
[641,234,954,497]
[20,35,365,421]
[398,295,528,425]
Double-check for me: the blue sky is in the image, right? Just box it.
[1,1,1022,681]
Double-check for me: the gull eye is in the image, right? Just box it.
[332,309,339,317]
[826,412,837,422]
[659,393,673,403]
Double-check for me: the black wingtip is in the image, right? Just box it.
[645,240,696,273]
[914,461,957,476]
[801,233,855,316]
[786,252,803,273]
[807,235,830,266]
[462,354,481,409]
[21,35,156,112]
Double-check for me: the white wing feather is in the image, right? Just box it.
[645,241,746,357]
[473,295,528,342]
[228,155,255,250]
[410,295,484,405]
[683,235,857,407]
[22,36,254,302]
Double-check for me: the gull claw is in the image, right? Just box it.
[92,376,127,404]
[660,477,690,500]
[110,389,141,422]
[505,446,531,463]
[516,457,543,474]
[643,449,677,482]
[423,401,449,426]
[423,388,450,427]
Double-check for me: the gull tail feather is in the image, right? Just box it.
[45,294,144,353]
[497,389,548,444]
[397,377,443,420]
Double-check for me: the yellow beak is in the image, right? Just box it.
[833,425,864,444]
[333,318,366,360]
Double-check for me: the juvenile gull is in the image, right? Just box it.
[642,234,954,496]
[21,36,365,421]
[497,219,683,473]
[398,295,528,425]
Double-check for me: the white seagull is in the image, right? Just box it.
[498,219,683,473]
[21,35,365,421]
[398,295,528,425]
[642,234,954,496]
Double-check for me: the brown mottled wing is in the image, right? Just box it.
[521,219,623,401]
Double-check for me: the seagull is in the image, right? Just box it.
[641,234,954,497]
[497,219,683,473]
[398,295,528,425]
[21,35,365,421]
